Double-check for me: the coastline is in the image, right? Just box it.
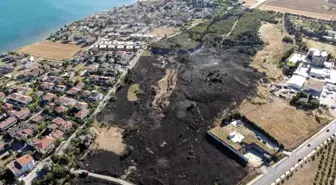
[0,0,136,54]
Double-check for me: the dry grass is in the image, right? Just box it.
[239,97,322,150]
[303,38,336,56]
[127,84,141,102]
[152,68,177,108]
[249,23,288,82]
[18,41,82,60]
[90,126,126,155]
[149,27,179,37]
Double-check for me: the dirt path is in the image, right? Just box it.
[221,19,239,44]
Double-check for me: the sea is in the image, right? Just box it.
[0,0,135,53]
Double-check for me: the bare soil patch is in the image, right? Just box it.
[90,126,126,155]
[149,27,179,37]
[259,0,336,21]
[239,97,323,150]
[250,23,288,82]
[284,159,318,185]
[152,68,178,108]
[17,41,82,60]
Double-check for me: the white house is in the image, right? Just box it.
[7,155,36,177]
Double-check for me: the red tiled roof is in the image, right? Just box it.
[52,130,64,139]
[34,136,55,150]
[52,117,65,126]
[8,155,34,174]
[0,116,18,130]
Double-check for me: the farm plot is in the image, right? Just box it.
[285,138,336,185]
[259,0,336,21]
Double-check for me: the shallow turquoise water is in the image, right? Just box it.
[0,0,134,53]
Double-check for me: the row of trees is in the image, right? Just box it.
[314,139,336,185]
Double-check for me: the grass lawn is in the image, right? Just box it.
[142,50,152,57]
[127,84,141,102]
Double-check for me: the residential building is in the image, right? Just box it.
[7,155,36,177]
[60,121,73,132]
[89,92,103,101]
[52,117,65,126]
[7,93,32,105]
[55,96,77,107]
[10,108,30,120]
[41,82,55,91]
[51,129,64,140]
[75,109,90,119]
[55,106,68,114]
[42,93,57,103]
[0,116,18,131]
[75,102,88,110]
[32,136,55,154]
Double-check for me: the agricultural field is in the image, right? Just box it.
[289,17,336,32]
[284,138,336,185]
[259,0,336,21]
[17,41,82,60]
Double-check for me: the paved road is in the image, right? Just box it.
[250,120,336,185]
[72,170,134,185]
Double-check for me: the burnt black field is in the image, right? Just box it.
[76,45,265,185]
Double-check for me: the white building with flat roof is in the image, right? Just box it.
[309,67,328,79]
[288,53,307,65]
[286,75,306,90]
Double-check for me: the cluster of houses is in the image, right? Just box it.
[47,0,217,45]
[0,50,126,178]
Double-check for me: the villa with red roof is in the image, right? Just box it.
[7,155,36,176]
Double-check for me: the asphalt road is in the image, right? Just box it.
[250,120,336,185]
[72,170,134,185]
